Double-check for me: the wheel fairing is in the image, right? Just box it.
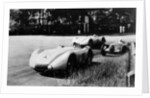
[49,51,74,70]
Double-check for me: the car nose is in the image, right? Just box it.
[34,65,48,72]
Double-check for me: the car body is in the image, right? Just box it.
[72,35,106,48]
[101,40,128,56]
[29,45,93,75]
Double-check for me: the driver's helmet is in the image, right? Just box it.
[119,39,125,44]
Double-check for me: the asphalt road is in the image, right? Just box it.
[7,36,134,86]
[7,49,102,86]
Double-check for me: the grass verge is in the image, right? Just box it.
[58,53,129,87]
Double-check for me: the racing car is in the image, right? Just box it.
[72,34,106,49]
[29,45,93,76]
[101,40,128,56]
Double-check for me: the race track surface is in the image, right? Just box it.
[7,35,135,86]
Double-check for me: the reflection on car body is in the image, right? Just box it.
[72,34,106,49]
[101,40,128,56]
[29,45,93,75]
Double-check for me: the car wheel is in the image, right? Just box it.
[101,49,106,56]
[66,55,76,76]
[88,40,93,48]
[86,50,93,66]
[110,45,115,53]
[122,46,127,53]
[101,44,107,56]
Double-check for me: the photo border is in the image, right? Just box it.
[1,0,144,95]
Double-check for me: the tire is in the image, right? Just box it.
[101,49,106,56]
[86,50,93,66]
[66,55,77,76]
[122,46,127,53]
[101,44,107,56]
[88,40,93,48]
[110,45,115,53]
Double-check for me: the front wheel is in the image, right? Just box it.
[66,55,77,76]
[101,49,106,56]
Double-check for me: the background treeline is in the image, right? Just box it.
[9,8,136,35]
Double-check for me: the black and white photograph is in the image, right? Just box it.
[1,0,146,95]
[0,0,148,96]
[7,7,136,87]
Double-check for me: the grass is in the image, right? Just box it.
[8,35,135,86]
[58,52,129,86]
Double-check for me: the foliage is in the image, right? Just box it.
[9,8,136,35]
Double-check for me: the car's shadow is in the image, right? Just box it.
[103,51,128,57]
[40,70,67,79]
[104,54,123,57]
[40,61,101,79]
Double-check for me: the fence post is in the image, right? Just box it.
[126,42,135,87]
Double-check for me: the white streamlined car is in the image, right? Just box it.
[72,34,106,48]
[29,45,93,75]
[101,40,128,56]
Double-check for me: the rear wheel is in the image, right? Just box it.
[110,45,115,53]
[88,40,93,48]
[86,51,93,66]
[122,46,127,53]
